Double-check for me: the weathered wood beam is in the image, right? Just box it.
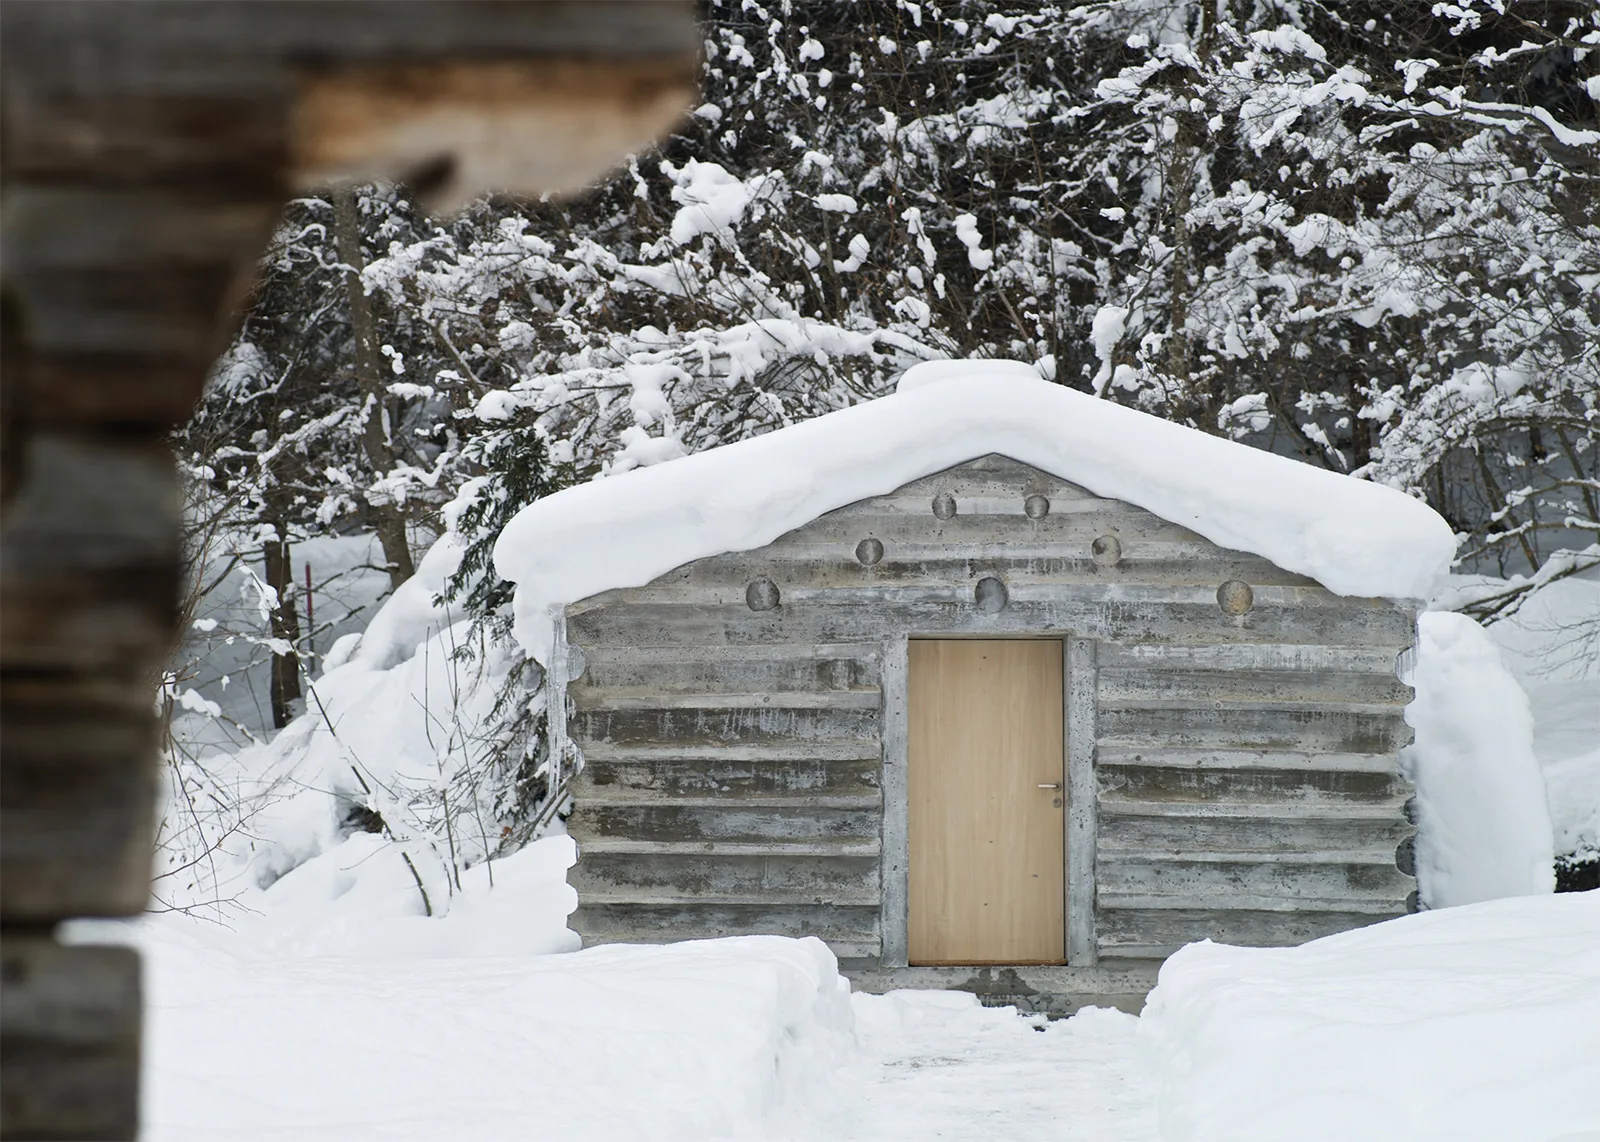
[0,940,141,1141]
[1097,907,1404,961]
[5,1,699,211]
[1,3,699,1136]
[569,802,881,843]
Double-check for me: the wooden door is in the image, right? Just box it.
[908,639,1065,964]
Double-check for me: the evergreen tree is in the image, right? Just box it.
[190,0,1598,742]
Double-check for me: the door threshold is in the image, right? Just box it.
[842,963,1160,1016]
[911,960,1068,968]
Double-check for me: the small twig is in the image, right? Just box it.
[399,850,433,917]
[304,679,375,797]
[441,787,462,893]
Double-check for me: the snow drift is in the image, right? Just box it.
[496,364,1456,666]
[162,536,525,907]
[111,913,851,1142]
[83,845,1599,1142]
[206,833,580,960]
[1140,891,1600,1142]
[1473,573,1600,863]
[1403,611,1555,906]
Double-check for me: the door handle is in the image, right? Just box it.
[1037,783,1061,790]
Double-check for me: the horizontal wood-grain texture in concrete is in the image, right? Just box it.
[563,455,1417,980]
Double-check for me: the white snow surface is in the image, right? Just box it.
[496,365,1455,666]
[1474,573,1600,859]
[1546,744,1600,861]
[1140,891,1600,1142]
[1403,611,1556,907]
[70,837,1599,1142]
[1429,570,1600,861]
[663,158,775,246]
[78,840,852,1142]
[1090,305,1131,393]
[157,535,522,907]
[196,832,580,960]
[815,996,1156,1141]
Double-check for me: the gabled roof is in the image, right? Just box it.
[495,363,1455,665]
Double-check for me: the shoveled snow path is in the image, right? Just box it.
[87,906,1159,1142]
[788,991,1158,1142]
[70,838,1161,1142]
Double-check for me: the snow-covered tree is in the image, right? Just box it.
[346,1,1597,624]
[178,187,472,722]
[181,0,1598,859]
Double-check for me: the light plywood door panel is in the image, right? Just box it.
[908,639,1065,965]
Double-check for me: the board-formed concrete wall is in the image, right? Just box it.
[563,454,1418,971]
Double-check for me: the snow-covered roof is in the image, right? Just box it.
[495,362,1455,665]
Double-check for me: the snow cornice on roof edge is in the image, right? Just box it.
[495,363,1456,665]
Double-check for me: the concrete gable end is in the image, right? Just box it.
[557,450,1419,1008]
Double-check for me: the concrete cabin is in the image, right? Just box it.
[517,370,1441,1013]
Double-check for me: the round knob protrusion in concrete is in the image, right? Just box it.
[1024,494,1051,520]
[855,537,885,566]
[1217,579,1254,615]
[746,577,781,611]
[1091,535,1122,567]
[932,492,957,520]
[1395,835,1417,877]
[974,576,1009,613]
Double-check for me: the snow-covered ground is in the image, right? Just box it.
[128,927,850,1142]
[1479,576,1600,863]
[128,561,1600,1141]
[153,413,1597,1140]
[71,836,1598,1142]
[1144,892,1600,1142]
[815,997,1156,1142]
[79,835,1159,1142]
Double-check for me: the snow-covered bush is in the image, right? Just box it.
[153,538,557,918]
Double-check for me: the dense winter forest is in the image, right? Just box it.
[164,0,1598,903]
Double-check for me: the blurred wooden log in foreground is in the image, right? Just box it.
[0,4,697,1136]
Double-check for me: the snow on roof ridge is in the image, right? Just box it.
[495,363,1455,665]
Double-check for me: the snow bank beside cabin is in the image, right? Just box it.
[184,833,580,960]
[1403,611,1555,907]
[1140,891,1600,1142]
[1475,572,1600,862]
[160,537,526,904]
[495,365,1455,667]
[80,908,851,1142]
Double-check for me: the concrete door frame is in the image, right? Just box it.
[880,632,1100,971]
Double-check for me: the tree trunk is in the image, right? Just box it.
[1349,375,1373,471]
[1165,145,1195,396]
[1165,4,1219,425]
[262,526,302,729]
[332,183,416,590]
